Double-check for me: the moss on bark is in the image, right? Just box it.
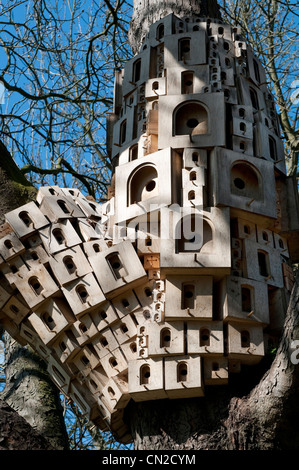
[0,141,37,223]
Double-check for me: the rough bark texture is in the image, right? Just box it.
[129,0,222,54]
[0,399,55,450]
[1,335,69,450]
[0,141,69,450]
[126,275,299,450]
[0,141,37,224]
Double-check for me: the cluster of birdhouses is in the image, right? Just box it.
[0,13,298,443]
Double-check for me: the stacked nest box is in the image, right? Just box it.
[1,14,298,443]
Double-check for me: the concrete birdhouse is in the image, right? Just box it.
[0,8,297,444]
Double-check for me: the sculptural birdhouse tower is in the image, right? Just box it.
[1,0,298,444]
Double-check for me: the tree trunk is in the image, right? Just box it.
[0,399,55,450]
[0,140,69,450]
[1,334,69,450]
[126,275,299,450]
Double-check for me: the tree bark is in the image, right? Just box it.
[1,334,69,450]
[0,141,37,224]
[0,398,55,450]
[126,275,299,450]
[0,140,69,450]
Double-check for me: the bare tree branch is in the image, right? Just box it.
[0,0,132,199]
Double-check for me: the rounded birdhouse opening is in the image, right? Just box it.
[140,364,151,385]
[76,285,89,303]
[57,199,70,214]
[177,362,188,382]
[42,312,55,331]
[200,328,210,346]
[29,276,44,296]
[231,162,262,200]
[174,101,209,136]
[4,239,13,249]
[146,180,156,192]
[63,256,76,274]
[241,330,250,348]
[52,228,65,245]
[128,164,158,206]
[19,211,33,227]
[234,177,245,190]
[160,328,171,348]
